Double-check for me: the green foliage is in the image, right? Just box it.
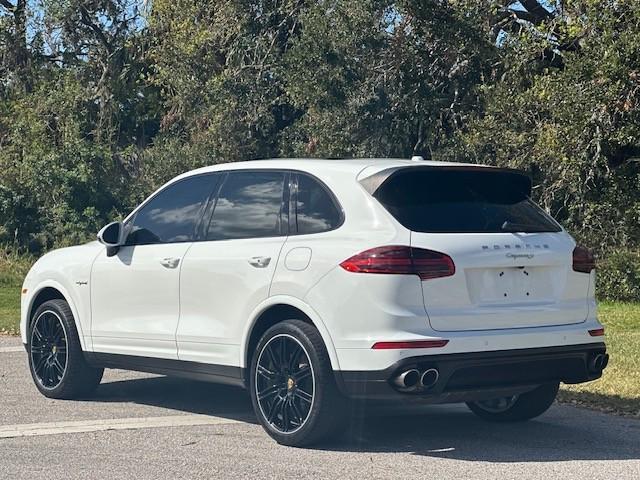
[0,1,640,301]
[559,301,640,416]
[0,72,128,248]
[147,0,300,163]
[281,0,495,158]
[597,250,640,302]
[0,247,33,286]
[437,0,640,253]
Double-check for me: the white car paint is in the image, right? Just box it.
[410,231,592,331]
[177,236,286,365]
[21,158,604,377]
[90,242,192,359]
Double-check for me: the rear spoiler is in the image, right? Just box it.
[358,165,532,196]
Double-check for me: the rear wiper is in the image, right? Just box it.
[501,221,546,232]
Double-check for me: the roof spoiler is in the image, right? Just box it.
[359,165,532,196]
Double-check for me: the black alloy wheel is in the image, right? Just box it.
[250,320,348,446]
[30,309,68,389]
[28,299,104,399]
[255,333,315,434]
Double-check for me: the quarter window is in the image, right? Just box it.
[207,171,286,240]
[125,174,218,245]
[295,174,342,234]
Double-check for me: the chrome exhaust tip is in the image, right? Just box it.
[420,368,439,389]
[589,353,607,373]
[393,369,420,389]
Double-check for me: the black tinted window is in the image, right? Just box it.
[207,171,286,240]
[295,174,342,234]
[373,169,561,233]
[125,174,217,245]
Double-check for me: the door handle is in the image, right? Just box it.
[159,257,181,269]
[248,256,271,268]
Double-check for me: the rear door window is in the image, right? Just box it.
[371,168,561,233]
[206,171,287,240]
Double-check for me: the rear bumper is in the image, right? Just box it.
[334,343,607,402]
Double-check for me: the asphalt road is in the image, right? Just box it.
[1,336,639,480]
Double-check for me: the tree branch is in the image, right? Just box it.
[509,8,542,24]
[78,5,113,53]
[491,1,554,40]
[0,0,16,12]
[519,0,555,24]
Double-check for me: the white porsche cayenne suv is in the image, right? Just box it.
[21,158,608,446]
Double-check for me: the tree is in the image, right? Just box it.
[0,1,156,249]
[1,0,640,264]
[439,0,640,250]
[0,0,31,94]
[281,0,496,159]
[42,0,156,146]
[146,0,305,174]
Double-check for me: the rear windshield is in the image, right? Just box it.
[371,168,561,234]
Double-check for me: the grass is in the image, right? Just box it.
[558,302,640,417]
[0,251,638,416]
[0,251,32,335]
[0,286,21,335]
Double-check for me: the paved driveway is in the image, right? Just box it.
[1,336,638,479]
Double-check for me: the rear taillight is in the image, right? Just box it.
[339,246,455,280]
[573,246,595,273]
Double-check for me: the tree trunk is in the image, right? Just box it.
[0,0,31,92]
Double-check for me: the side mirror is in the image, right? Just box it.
[97,221,123,257]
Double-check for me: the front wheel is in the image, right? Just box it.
[249,320,347,447]
[466,382,559,422]
[28,299,103,399]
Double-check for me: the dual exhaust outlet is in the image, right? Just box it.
[393,368,439,391]
[588,353,609,373]
[393,352,608,392]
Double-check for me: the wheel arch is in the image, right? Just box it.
[241,296,340,374]
[24,281,87,350]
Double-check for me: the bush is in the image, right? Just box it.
[597,250,640,302]
[0,248,34,287]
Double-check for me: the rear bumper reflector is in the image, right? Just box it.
[372,340,449,350]
[588,328,605,337]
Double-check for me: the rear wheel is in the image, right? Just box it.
[28,299,103,399]
[249,320,347,446]
[466,382,559,422]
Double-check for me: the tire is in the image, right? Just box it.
[466,382,559,422]
[28,299,103,399]
[249,320,348,447]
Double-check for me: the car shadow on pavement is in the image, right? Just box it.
[91,375,640,463]
[89,374,257,423]
[324,402,640,463]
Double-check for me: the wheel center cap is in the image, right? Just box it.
[51,345,57,354]
[287,377,295,391]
